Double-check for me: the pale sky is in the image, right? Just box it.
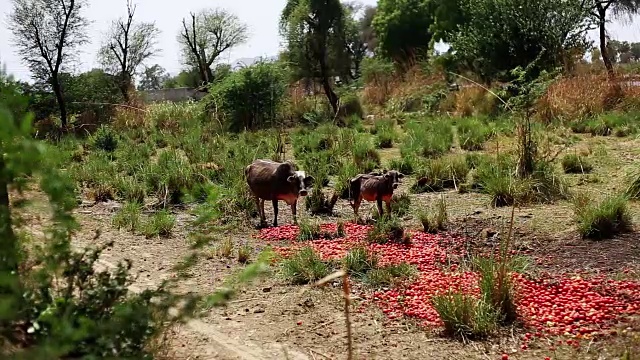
[1,0,639,82]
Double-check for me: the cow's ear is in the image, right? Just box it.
[398,172,405,179]
[304,175,315,187]
[384,173,392,179]
[382,169,388,174]
[287,175,297,183]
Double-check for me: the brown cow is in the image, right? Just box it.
[245,159,315,227]
[348,170,405,219]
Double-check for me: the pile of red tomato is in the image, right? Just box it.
[257,222,640,343]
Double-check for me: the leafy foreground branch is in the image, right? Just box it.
[0,105,269,358]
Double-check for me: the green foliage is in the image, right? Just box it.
[390,193,411,217]
[456,117,492,151]
[431,292,498,340]
[367,215,409,245]
[411,156,469,193]
[419,195,448,233]
[388,155,418,175]
[402,118,453,158]
[573,193,632,240]
[205,61,288,132]
[373,119,397,148]
[364,263,417,288]
[141,210,176,238]
[112,202,143,232]
[338,92,364,120]
[297,218,322,241]
[0,103,199,358]
[90,124,119,152]
[449,0,591,81]
[373,0,435,63]
[352,133,381,172]
[343,246,379,277]
[625,166,640,200]
[561,154,593,174]
[280,247,330,285]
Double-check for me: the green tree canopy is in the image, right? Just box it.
[372,0,435,64]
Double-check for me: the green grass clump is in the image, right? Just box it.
[431,292,498,340]
[90,125,119,153]
[114,176,147,203]
[456,117,492,151]
[390,193,411,217]
[112,202,142,232]
[624,167,640,200]
[352,134,381,173]
[364,263,417,288]
[297,218,322,241]
[574,193,632,240]
[388,155,417,175]
[411,156,469,193]
[343,246,379,277]
[561,154,593,174]
[372,119,397,148]
[280,247,330,285]
[402,118,453,158]
[141,210,176,238]
[367,215,409,245]
[473,256,520,325]
[418,195,448,233]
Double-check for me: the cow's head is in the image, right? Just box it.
[288,171,315,197]
[384,170,405,189]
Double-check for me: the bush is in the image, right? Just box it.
[280,247,330,285]
[388,155,418,175]
[561,154,593,174]
[625,167,640,200]
[114,175,146,203]
[419,195,448,233]
[432,292,498,339]
[338,92,364,120]
[367,215,410,245]
[90,124,119,152]
[205,61,288,132]
[0,104,198,358]
[352,134,381,172]
[372,119,397,148]
[297,218,322,241]
[336,161,360,199]
[457,117,492,151]
[574,193,632,240]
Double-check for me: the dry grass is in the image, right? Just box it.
[536,74,640,123]
[442,86,501,117]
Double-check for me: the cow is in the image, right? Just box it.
[348,170,405,219]
[245,159,315,227]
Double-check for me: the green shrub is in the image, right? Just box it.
[305,185,338,215]
[338,92,364,120]
[625,167,640,200]
[297,218,322,241]
[143,149,196,206]
[280,247,330,285]
[114,176,146,203]
[336,161,360,199]
[352,134,381,172]
[90,124,119,152]
[574,193,632,240]
[205,61,287,132]
[142,210,176,238]
[561,154,593,174]
[431,292,498,340]
[473,256,517,325]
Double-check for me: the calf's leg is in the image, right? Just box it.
[272,199,279,227]
[376,197,384,218]
[352,196,362,222]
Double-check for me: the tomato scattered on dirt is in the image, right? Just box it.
[257,222,640,344]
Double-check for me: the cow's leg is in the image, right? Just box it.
[385,198,392,215]
[272,199,279,227]
[291,200,298,224]
[259,199,266,226]
[376,197,384,218]
[353,196,362,223]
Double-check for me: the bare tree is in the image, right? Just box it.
[589,0,640,77]
[9,0,89,128]
[178,8,248,87]
[98,0,160,102]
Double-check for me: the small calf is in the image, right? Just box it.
[245,159,314,227]
[347,170,405,219]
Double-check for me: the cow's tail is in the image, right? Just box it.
[347,176,359,209]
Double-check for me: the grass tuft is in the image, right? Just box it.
[280,247,330,285]
[431,292,498,340]
[561,154,593,174]
[573,193,632,240]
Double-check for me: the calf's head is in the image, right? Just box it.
[384,170,405,189]
[287,171,315,197]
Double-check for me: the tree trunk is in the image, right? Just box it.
[51,74,68,128]
[0,157,17,274]
[319,56,339,115]
[597,5,614,78]
[120,73,131,103]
